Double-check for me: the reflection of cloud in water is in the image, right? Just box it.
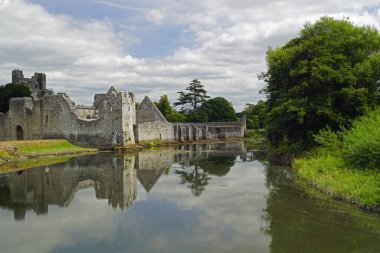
[0,141,273,253]
[145,160,271,252]
[0,188,119,253]
[263,165,380,253]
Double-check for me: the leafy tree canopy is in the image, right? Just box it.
[155,95,173,118]
[261,17,380,154]
[200,97,238,122]
[0,83,32,113]
[155,95,186,122]
[174,79,210,112]
[242,100,268,129]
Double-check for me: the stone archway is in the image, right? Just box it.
[215,127,221,138]
[16,125,24,140]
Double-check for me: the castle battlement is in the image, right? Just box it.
[0,70,245,147]
[12,69,46,99]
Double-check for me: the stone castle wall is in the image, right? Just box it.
[134,121,245,143]
[0,114,5,138]
[0,70,246,147]
[134,122,174,142]
[12,69,46,99]
[134,95,246,143]
[0,85,136,147]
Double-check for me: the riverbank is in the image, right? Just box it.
[293,148,380,212]
[0,138,248,173]
[112,138,248,154]
[0,139,97,166]
[292,107,380,212]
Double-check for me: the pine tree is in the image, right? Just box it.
[174,79,210,112]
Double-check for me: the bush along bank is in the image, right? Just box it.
[293,108,380,211]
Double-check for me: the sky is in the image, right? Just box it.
[1,0,380,110]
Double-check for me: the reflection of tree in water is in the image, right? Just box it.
[175,162,210,196]
[262,165,380,253]
[198,155,235,176]
[175,155,235,196]
[244,139,268,163]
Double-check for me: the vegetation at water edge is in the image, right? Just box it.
[293,108,380,210]
[261,17,380,155]
[0,139,97,164]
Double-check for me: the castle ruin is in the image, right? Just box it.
[0,70,246,148]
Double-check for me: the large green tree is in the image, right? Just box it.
[155,95,186,122]
[0,83,31,113]
[261,17,380,154]
[200,97,238,122]
[174,79,210,112]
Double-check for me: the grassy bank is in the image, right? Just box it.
[0,139,97,165]
[293,148,380,211]
[292,108,380,211]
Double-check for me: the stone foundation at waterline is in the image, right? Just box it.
[0,70,246,148]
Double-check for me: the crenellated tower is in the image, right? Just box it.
[11,69,46,99]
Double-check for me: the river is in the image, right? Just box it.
[0,141,379,253]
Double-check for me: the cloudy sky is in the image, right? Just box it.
[1,0,380,110]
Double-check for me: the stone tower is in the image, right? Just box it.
[11,69,24,84]
[11,70,46,99]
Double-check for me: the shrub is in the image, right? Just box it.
[313,128,343,152]
[342,107,380,169]
[0,83,32,113]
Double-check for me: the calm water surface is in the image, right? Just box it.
[0,142,379,253]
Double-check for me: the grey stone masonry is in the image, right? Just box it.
[0,70,246,147]
[12,69,46,99]
[136,96,168,124]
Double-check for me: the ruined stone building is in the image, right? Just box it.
[0,70,246,147]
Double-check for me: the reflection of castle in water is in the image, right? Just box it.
[0,142,247,220]
[0,155,137,220]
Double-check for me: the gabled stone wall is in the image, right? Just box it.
[136,96,167,124]
[0,70,246,147]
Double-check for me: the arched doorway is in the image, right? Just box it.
[16,125,24,140]
[215,127,221,138]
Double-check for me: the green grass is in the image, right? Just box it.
[293,148,380,209]
[0,139,97,163]
[293,108,380,211]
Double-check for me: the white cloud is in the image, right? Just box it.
[1,0,380,110]
[145,8,167,25]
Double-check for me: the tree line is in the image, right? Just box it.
[154,79,238,123]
